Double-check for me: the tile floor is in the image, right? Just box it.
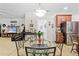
[0,37,78,56]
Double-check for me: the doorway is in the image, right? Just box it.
[56,15,72,44]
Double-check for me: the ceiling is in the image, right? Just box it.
[0,3,79,18]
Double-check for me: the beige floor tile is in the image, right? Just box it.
[0,37,78,56]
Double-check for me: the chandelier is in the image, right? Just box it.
[35,4,47,17]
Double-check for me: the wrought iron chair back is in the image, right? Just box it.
[25,47,56,56]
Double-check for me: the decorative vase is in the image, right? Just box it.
[37,31,43,44]
[38,37,42,44]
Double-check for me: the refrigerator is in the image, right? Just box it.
[66,21,79,44]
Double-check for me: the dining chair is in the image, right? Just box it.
[25,47,56,56]
[69,34,78,52]
[11,33,25,56]
[56,32,64,56]
[56,43,63,56]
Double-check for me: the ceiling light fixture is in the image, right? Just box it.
[35,3,47,17]
[64,6,68,10]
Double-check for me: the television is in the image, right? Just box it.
[8,26,16,33]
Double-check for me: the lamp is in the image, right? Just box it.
[35,4,47,17]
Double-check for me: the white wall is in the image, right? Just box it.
[25,12,56,41]
[25,12,38,31]
[0,18,24,25]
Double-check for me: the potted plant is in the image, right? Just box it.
[37,31,43,44]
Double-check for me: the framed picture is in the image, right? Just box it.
[30,24,33,27]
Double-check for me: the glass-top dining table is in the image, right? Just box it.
[25,39,57,56]
[31,44,48,56]
[31,44,48,48]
